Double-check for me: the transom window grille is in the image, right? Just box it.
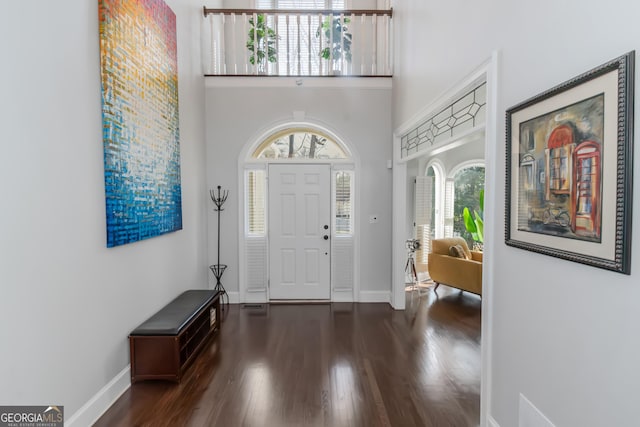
[253,129,348,159]
[401,82,487,158]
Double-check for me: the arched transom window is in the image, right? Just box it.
[253,129,348,160]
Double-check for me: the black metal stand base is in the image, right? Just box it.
[210,264,229,309]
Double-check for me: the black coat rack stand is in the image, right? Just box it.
[210,185,229,308]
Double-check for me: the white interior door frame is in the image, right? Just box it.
[391,52,499,427]
[237,121,360,305]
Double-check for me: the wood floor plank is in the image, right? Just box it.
[94,286,480,427]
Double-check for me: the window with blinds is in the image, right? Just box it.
[335,170,353,235]
[254,1,346,75]
[444,179,455,238]
[246,170,266,235]
[414,176,433,265]
[256,1,345,9]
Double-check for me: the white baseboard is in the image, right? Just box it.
[488,415,500,427]
[231,290,391,304]
[359,290,391,303]
[519,393,556,427]
[226,291,240,304]
[332,288,354,302]
[66,365,131,427]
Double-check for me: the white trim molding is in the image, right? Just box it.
[237,119,361,304]
[448,158,486,179]
[390,52,499,427]
[205,76,392,89]
[480,49,500,427]
[226,291,241,304]
[359,290,390,303]
[66,365,131,427]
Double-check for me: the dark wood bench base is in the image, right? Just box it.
[129,290,221,383]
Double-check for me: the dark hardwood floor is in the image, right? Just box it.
[94,285,481,427]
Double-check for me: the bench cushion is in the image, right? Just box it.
[130,290,219,336]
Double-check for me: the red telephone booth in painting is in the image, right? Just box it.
[572,141,601,238]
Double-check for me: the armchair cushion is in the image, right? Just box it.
[448,244,469,259]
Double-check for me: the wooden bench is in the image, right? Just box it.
[129,290,221,383]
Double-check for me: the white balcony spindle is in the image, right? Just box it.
[371,13,377,76]
[296,15,302,75]
[382,14,388,75]
[329,13,334,74]
[273,15,280,75]
[286,14,291,76]
[234,13,239,75]
[317,13,323,75]
[208,14,214,74]
[388,14,393,75]
[252,13,258,75]
[360,13,365,76]
[221,14,227,74]
[307,14,311,75]
[339,13,344,75]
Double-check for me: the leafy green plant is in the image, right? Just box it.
[317,15,352,66]
[246,14,278,72]
[463,188,484,246]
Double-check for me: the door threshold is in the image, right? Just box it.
[269,299,331,305]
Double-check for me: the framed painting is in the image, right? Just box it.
[99,0,182,247]
[505,51,634,274]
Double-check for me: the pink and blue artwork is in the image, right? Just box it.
[99,0,182,247]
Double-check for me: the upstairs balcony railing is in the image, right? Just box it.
[202,7,393,77]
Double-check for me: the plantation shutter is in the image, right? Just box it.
[444,178,455,238]
[335,170,353,235]
[246,170,266,235]
[414,176,432,265]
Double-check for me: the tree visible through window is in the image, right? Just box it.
[254,130,347,159]
[453,166,485,248]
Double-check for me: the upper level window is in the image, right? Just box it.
[253,1,347,75]
[253,129,348,159]
[256,1,345,9]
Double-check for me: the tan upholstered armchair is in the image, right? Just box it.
[428,237,482,296]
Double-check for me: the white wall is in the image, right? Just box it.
[205,80,392,297]
[0,0,207,421]
[393,0,640,426]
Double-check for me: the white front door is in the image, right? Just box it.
[269,164,331,300]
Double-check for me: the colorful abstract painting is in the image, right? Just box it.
[99,0,182,247]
